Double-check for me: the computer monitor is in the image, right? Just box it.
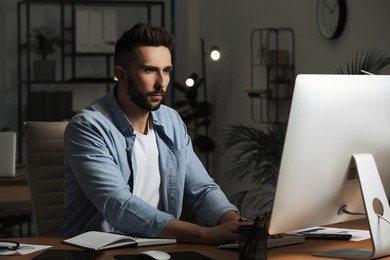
[268,74,390,259]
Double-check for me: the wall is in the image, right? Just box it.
[1,0,390,195]
[0,0,171,143]
[173,0,390,197]
[0,0,18,131]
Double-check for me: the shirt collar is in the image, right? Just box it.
[108,85,133,136]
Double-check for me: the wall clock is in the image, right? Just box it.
[316,0,347,39]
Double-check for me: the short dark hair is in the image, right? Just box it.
[114,23,174,67]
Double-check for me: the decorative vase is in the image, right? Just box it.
[33,60,56,82]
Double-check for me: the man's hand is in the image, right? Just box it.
[198,220,252,245]
[158,212,253,245]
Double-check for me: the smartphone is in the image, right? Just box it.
[304,233,352,240]
[32,249,101,260]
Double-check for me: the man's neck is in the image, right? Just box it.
[129,111,150,135]
[116,87,150,135]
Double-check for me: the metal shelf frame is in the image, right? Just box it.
[247,27,295,124]
[16,0,168,162]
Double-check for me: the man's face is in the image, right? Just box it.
[125,46,172,111]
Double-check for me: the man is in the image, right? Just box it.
[60,23,246,245]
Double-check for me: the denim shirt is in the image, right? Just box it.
[60,86,238,237]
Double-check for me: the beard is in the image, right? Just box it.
[126,77,165,112]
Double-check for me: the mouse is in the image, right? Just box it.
[138,250,171,260]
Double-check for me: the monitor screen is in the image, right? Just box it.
[269,74,390,237]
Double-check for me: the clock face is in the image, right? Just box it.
[316,0,347,39]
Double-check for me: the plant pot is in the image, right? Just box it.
[33,60,56,82]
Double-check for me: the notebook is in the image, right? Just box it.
[63,231,177,250]
[0,132,17,177]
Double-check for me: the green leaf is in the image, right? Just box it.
[222,125,286,186]
[337,49,390,75]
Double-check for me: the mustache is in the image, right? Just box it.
[148,90,165,95]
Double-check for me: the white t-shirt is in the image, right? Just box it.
[132,123,161,209]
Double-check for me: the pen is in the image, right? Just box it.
[296,228,324,234]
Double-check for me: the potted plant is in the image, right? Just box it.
[337,49,390,74]
[222,49,390,219]
[173,81,215,170]
[222,125,286,218]
[29,26,60,81]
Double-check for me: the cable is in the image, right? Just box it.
[338,204,365,216]
[377,214,390,224]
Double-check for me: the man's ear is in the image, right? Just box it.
[114,66,126,85]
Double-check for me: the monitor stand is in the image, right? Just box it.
[314,153,390,259]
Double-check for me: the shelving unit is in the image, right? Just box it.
[17,0,167,162]
[245,28,295,124]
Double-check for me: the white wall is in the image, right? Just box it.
[1,0,390,196]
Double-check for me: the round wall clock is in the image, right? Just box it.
[316,0,347,39]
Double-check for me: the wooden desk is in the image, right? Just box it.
[0,173,32,237]
[0,237,236,259]
[0,173,31,205]
[2,221,388,260]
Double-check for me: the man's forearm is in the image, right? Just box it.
[218,210,241,224]
[157,219,207,243]
[157,211,244,245]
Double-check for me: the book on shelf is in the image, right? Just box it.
[29,91,73,121]
[63,231,177,251]
[75,8,117,53]
[75,8,90,53]
[89,9,104,52]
